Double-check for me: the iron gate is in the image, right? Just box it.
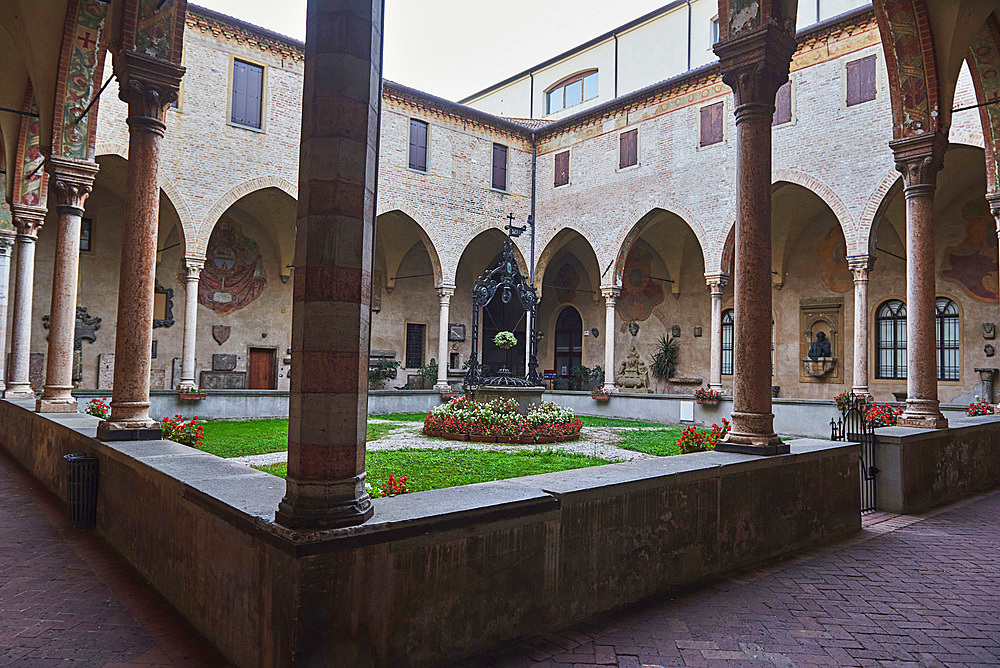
[830,406,877,513]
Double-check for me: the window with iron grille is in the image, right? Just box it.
[492,143,508,190]
[619,129,638,169]
[231,60,263,129]
[554,151,570,187]
[772,80,792,126]
[700,101,724,147]
[875,299,907,379]
[846,54,877,107]
[405,323,425,369]
[409,119,428,172]
[721,309,734,375]
[935,298,959,381]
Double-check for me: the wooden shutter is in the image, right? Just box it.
[492,143,508,190]
[700,102,723,146]
[231,60,248,125]
[409,119,428,171]
[232,60,263,129]
[620,129,638,168]
[554,151,570,187]
[772,81,792,126]
[846,55,877,107]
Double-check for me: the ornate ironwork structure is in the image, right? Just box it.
[464,233,540,387]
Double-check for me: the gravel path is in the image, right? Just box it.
[230,423,659,467]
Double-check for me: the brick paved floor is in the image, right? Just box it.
[466,490,1000,668]
[0,450,230,667]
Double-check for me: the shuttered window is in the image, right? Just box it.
[700,101,724,147]
[619,129,638,169]
[773,81,792,126]
[846,55,877,107]
[405,323,425,369]
[492,143,508,190]
[409,119,428,172]
[231,60,263,129]
[554,151,570,187]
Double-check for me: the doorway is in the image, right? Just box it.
[554,307,582,387]
[248,348,277,389]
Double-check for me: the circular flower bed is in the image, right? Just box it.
[423,397,582,443]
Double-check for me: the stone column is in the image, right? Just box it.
[848,256,874,399]
[38,158,99,412]
[434,286,454,391]
[97,54,183,440]
[714,26,795,454]
[4,206,46,399]
[892,134,948,429]
[989,193,1000,307]
[0,231,14,393]
[601,287,619,392]
[705,272,727,392]
[178,258,204,391]
[274,0,383,530]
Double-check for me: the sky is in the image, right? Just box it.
[193,0,669,101]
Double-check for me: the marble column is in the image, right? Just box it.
[601,287,619,392]
[434,286,454,391]
[4,206,46,399]
[38,158,99,413]
[0,231,14,393]
[705,272,728,392]
[274,0,383,530]
[97,54,183,440]
[848,256,874,399]
[178,258,204,390]
[714,26,795,454]
[892,133,948,429]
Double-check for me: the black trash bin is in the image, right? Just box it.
[64,453,99,529]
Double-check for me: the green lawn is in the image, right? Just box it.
[616,427,684,456]
[201,419,395,458]
[255,447,610,492]
[370,412,427,422]
[578,416,664,428]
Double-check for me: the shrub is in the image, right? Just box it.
[160,414,205,448]
[423,398,581,440]
[865,402,902,427]
[369,359,400,389]
[379,474,409,497]
[85,397,110,419]
[677,418,730,453]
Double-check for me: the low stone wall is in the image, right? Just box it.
[71,389,442,421]
[874,415,1000,514]
[0,398,860,667]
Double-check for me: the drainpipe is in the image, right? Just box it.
[530,132,537,286]
[686,0,692,72]
[613,33,619,99]
[529,71,534,118]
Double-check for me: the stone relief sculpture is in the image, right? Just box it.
[615,345,650,392]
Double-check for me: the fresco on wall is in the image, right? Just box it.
[190,221,267,315]
[618,246,665,322]
[134,0,180,61]
[0,174,12,231]
[20,102,44,206]
[816,227,853,293]
[940,198,999,303]
[553,262,580,303]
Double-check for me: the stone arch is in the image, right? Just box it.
[611,203,709,288]
[965,13,1000,193]
[376,209,444,288]
[454,228,528,285]
[197,176,298,254]
[534,227,600,295]
[860,169,904,257]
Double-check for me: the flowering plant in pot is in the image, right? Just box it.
[591,388,611,401]
[834,391,869,414]
[693,387,722,405]
[493,330,517,349]
[677,418,730,453]
[85,397,110,419]
[966,396,993,417]
[865,402,903,427]
[178,385,207,400]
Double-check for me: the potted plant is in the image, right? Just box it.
[693,387,722,406]
[178,386,207,400]
[493,331,517,349]
[591,388,611,402]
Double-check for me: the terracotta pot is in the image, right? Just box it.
[696,398,719,406]
[592,395,610,402]
[535,436,556,444]
[470,435,497,443]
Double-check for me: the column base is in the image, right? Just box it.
[3,385,35,400]
[897,415,948,429]
[36,398,78,413]
[899,399,948,429]
[275,474,374,530]
[177,381,198,391]
[716,410,788,455]
[97,419,163,441]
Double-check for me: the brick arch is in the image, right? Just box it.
[196,176,298,254]
[452,227,529,287]
[966,14,1000,193]
[859,168,904,255]
[534,226,601,294]
[376,208,444,288]
[610,202,709,288]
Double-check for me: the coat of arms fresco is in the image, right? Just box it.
[185,221,267,315]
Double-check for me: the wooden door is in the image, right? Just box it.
[248,348,276,389]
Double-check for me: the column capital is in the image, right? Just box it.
[11,205,47,239]
[184,257,205,278]
[986,192,1000,223]
[114,51,184,132]
[47,156,99,216]
[0,230,14,256]
[436,285,455,300]
[601,286,621,303]
[890,132,948,190]
[714,25,796,115]
[847,255,875,281]
[704,272,729,293]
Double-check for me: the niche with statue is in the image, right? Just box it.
[799,299,843,383]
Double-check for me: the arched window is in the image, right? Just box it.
[875,299,906,380]
[546,70,598,114]
[721,309,734,375]
[935,298,959,381]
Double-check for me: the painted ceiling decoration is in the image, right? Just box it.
[53,0,110,161]
[966,15,1000,193]
[873,0,938,139]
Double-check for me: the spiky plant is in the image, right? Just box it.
[649,334,680,380]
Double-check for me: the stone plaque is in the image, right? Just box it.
[29,353,44,390]
[212,354,237,371]
[212,325,231,345]
[98,353,115,389]
[149,368,166,390]
[693,326,703,337]
[200,370,247,390]
[448,324,466,341]
[172,357,183,389]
